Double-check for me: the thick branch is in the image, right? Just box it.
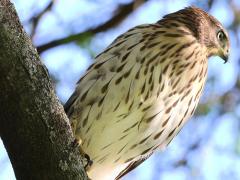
[36,0,148,54]
[0,1,87,179]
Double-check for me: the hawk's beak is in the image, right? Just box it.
[221,53,228,64]
[221,50,229,64]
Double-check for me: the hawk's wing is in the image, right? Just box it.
[64,90,78,117]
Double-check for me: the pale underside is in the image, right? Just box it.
[66,24,208,180]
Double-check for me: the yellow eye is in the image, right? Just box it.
[217,30,225,42]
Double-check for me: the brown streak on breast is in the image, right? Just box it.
[140,147,153,155]
[167,128,176,138]
[139,134,152,144]
[153,129,164,140]
[121,51,131,62]
[162,116,171,127]
[190,61,197,69]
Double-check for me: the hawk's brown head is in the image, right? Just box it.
[161,6,230,63]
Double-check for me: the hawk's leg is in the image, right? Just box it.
[72,138,93,171]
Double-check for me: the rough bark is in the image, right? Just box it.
[0,1,88,179]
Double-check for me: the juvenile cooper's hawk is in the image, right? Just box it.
[64,6,229,180]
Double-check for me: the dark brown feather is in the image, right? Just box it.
[64,90,79,116]
[115,153,153,180]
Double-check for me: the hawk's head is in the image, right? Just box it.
[161,6,230,63]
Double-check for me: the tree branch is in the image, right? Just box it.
[0,0,87,179]
[36,0,148,54]
[29,0,54,38]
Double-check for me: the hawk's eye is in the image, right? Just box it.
[217,30,225,42]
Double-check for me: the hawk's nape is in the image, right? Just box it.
[64,6,229,180]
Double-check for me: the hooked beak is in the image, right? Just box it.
[221,53,228,64]
[220,50,229,64]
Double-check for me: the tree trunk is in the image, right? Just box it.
[0,0,88,179]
